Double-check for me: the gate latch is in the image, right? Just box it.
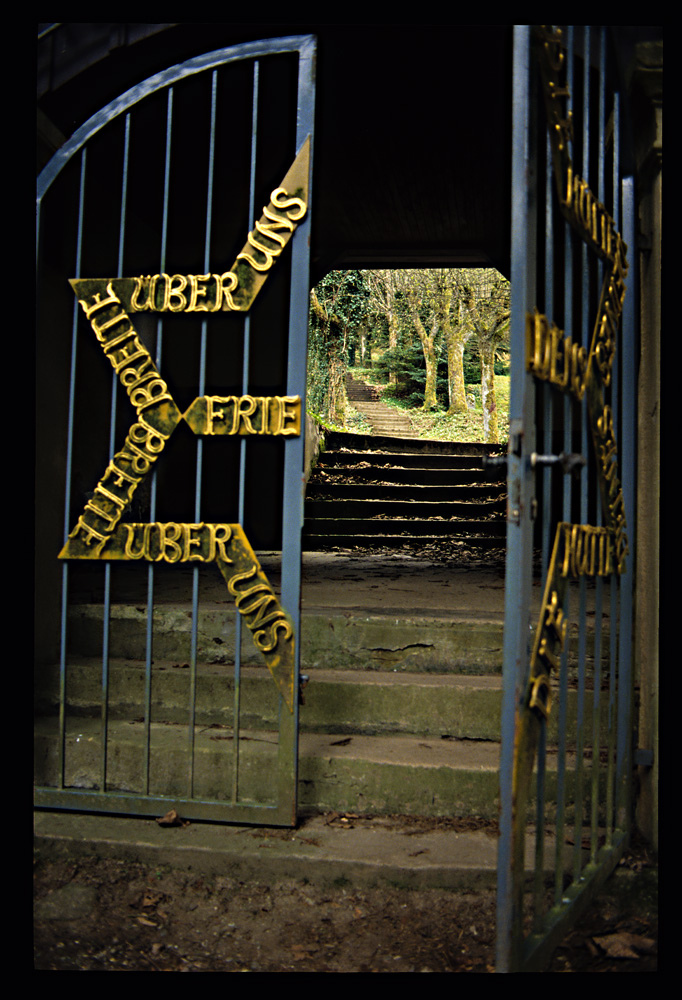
[530,452,586,476]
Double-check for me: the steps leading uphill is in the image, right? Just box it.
[303,431,507,551]
[345,373,418,438]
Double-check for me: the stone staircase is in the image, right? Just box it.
[33,558,513,829]
[345,373,418,438]
[34,552,603,839]
[303,431,507,550]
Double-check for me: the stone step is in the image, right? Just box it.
[34,717,603,820]
[317,450,505,472]
[305,430,507,550]
[324,431,503,458]
[303,532,506,550]
[54,602,604,676]
[32,810,590,893]
[304,499,505,519]
[305,482,505,501]
[52,605,507,674]
[309,465,505,487]
[303,518,507,539]
[36,660,608,745]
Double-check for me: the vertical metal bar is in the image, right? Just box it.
[616,173,635,833]
[145,87,174,794]
[589,27,607,862]
[57,149,87,789]
[591,568,603,860]
[605,88,621,845]
[552,22,574,908]
[279,37,316,819]
[553,587,569,906]
[98,113,132,794]
[541,131,554,581]
[187,74,218,798]
[496,24,535,973]
[573,26,591,879]
[232,59,260,803]
[533,127,554,932]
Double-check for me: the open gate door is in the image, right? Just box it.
[35,37,315,826]
[497,26,636,970]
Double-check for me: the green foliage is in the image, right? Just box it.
[373,342,453,406]
[307,270,371,422]
[307,268,511,438]
[463,339,510,382]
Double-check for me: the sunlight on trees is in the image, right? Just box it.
[307,268,510,443]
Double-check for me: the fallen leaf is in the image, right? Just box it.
[156,809,190,828]
[137,916,157,927]
[593,932,656,958]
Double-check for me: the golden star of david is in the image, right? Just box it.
[59,140,311,713]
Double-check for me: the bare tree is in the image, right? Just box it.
[364,269,401,352]
[461,269,510,442]
[395,270,443,410]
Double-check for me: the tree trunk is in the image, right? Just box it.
[422,341,438,410]
[328,355,347,426]
[480,344,498,443]
[446,336,468,413]
[359,324,370,367]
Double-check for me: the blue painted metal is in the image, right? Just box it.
[35,36,316,826]
[497,25,637,971]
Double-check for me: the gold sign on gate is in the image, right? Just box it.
[521,27,631,722]
[59,139,311,713]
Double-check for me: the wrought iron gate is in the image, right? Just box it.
[35,36,315,826]
[497,26,636,971]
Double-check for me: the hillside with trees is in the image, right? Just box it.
[307,268,510,444]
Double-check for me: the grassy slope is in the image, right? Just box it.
[347,367,510,444]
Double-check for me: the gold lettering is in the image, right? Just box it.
[255,617,294,653]
[110,339,149,375]
[187,274,210,312]
[183,524,204,561]
[526,311,585,400]
[227,565,258,596]
[92,310,130,341]
[529,673,552,720]
[270,188,306,221]
[129,377,173,413]
[544,590,567,646]
[78,281,120,319]
[167,274,187,312]
[259,397,268,434]
[209,523,232,563]
[158,522,183,563]
[214,272,240,311]
[101,461,139,505]
[122,523,145,559]
[68,515,108,553]
[238,231,281,272]
[131,276,153,311]
[280,396,301,435]
[235,395,257,434]
[238,592,281,630]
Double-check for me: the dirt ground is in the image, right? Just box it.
[34,816,657,973]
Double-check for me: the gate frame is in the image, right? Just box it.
[35,35,316,827]
[496,25,638,971]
